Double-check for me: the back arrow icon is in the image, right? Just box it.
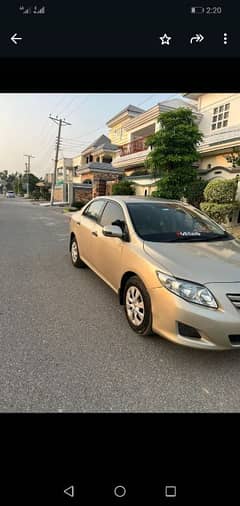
[64,486,74,498]
[11,33,23,45]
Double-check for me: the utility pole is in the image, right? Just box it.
[24,154,35,197]
[49,115,71,206]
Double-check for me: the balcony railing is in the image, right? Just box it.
[119,136,149,157]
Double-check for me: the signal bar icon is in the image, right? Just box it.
[19,5,46,15]
[33,6,46,14]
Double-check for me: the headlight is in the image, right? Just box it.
[156,271,218,308]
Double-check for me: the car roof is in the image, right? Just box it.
[95,195,184,205]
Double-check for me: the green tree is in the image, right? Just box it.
[6,172,18,191]
[18,176,24,195]
[22,173,40,194]
[184,178,207,208]
[146,108,203,200]
[112,180,135,195]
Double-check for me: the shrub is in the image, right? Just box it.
[112,180,135,195]
[203,179,237,204]
[200,202,240,224]
[31,189,40,200]
[40,188,51,201]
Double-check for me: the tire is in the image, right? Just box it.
[123,276,153,336]
[70,236,86,268]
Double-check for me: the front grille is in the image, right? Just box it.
[229,335,240,345]
[227,294,240,310]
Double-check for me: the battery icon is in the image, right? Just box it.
[191,6,205,14]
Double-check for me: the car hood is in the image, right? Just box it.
[143,238,240,284]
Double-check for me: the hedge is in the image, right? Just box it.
[200,202,240,224]
[203,179,237,204]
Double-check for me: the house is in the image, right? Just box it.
[107,104,145,146]
[110,99,197,195]
[44,172,54,184]
[54,157,73,203]
[52,94,240,204]
[53,135,123,204]
[72,134,123,202]
[184,93,240,183]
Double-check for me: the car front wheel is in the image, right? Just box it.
[70,236,86,268]
[123,276,152,336]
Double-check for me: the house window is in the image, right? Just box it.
[102,156,112,163]
[114,127,123,139]
[207,164,212,169]
[211,103,230,130]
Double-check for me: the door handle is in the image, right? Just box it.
[92,231,98,236]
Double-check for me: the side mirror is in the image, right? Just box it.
[102,225,123,238]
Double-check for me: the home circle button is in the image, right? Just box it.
[114,485,127,498]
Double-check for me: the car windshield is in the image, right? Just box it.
[127,202,232,242]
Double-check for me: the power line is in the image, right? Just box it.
[59,95,79,116]
[67,95,91,117]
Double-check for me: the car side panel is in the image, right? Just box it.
[90,222,124,289]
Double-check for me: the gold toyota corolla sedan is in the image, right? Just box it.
[69,196,240,350]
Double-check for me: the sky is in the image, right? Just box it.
[0,93,182,178]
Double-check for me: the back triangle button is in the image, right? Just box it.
[64,485,74,498]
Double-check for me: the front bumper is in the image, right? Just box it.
[150,282,240,350]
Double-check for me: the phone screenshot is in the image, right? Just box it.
[0,1,239,504]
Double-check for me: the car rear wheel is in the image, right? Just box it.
[70,236,86,268]
[123,276,153,336]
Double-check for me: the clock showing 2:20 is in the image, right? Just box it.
[206,6,222,14]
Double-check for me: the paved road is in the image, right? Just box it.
[1,196,240,412]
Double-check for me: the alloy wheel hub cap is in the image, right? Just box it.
[126,286,144,326]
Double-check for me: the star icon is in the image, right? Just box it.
[159,33,172,45]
